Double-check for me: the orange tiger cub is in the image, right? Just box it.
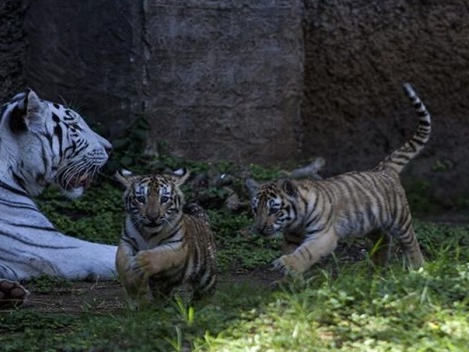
[246,83,430,275]
[115,168,217,307]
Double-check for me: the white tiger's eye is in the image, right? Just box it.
[70,123,82,132]
[160,195,169,203]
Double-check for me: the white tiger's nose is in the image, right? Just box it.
[104,142,113,156]
[96,134,113,156]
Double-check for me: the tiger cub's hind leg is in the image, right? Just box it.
[367,231,392,267]
[191,273,217,301]
[392,223,424,269]
[0,279,30,309]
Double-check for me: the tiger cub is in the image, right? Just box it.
[115,168,217,306]
[246,83,430,275]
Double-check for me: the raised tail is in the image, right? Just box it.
[377,83,431,173]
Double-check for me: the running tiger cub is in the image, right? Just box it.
[115,168,217,306]
[246,83,430,275]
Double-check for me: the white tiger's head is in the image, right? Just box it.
[245,178,299,237]
[0,89,112,198]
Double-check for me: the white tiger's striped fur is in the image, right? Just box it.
[0,89,117,285]
[115,168,217,307]
[246,83,430,275]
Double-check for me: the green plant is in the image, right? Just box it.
[404,179,441,215]
[105,115,153,173]
[5,136,469,352]
[37,181,123,244]
[248,163,282,181]
[209,209,279,271]
[28,276,73,294]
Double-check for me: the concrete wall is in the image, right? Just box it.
[23,0,141,134]
[2,0,469,204]
[20,0,304,164]
[142,1,304,163]
[0,0,26,101]
[302,0,469,204]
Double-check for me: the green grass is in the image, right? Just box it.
[2,164,469,351]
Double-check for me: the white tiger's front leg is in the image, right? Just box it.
[274,230,339,275]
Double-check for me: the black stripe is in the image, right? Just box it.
[0,179,28,197]
[417,110,428,117]
[121,235,139,252]
[411,138,426,146]
[0,199,38,211]
[2,221,56,232]
[0,231,77,249]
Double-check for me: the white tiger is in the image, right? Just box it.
[0,89,117,307]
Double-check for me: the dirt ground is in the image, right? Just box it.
[8,215,469,314]
[15,241,369,314]
[16,268,284,314]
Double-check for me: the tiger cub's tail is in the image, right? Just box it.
[377,83,431,173]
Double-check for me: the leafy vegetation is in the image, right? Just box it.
[2,127,469,351]
[2,215,469,351]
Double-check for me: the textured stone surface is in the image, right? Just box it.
[302,0,469,203]
[18,0,304,164]
[23,0,142,133]
[2,0,469,204]
[142,0,304,163]
[0,0,26,102]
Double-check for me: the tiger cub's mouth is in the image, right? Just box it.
[143,219,165,228]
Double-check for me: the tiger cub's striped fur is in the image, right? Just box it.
[115,168,217,306]
[246,83,430,275]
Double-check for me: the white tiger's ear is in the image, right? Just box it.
[279,179,297,197]
[115,169,137,187]
[172,167,190,186]
[9,89,46,134]
[245,178,260,198]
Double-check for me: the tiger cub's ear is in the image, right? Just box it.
[172,167,190,186]
[245,178,260,198]
[279,179,297,197]
[115,169,138,187]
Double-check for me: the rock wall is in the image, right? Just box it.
[142,0,304,163]
[20,0,304,164]
[302,0,469,204]
[23,0,141,134]
[0,0,26,101]
[2,0,469,204]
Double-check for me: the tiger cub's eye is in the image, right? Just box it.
[269,207,280,215]
[135,195,146,203]
[160,195,169,203]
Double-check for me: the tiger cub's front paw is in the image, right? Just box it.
[273,255,307,276]
[135,250,160,276]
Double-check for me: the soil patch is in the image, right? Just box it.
[18,268,284,314]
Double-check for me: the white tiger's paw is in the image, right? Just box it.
[134,250,160,276]
[0,279,30,309]
[273,255,306,276]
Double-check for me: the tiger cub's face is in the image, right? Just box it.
[245,178,298,237]
[116,168,190,232]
